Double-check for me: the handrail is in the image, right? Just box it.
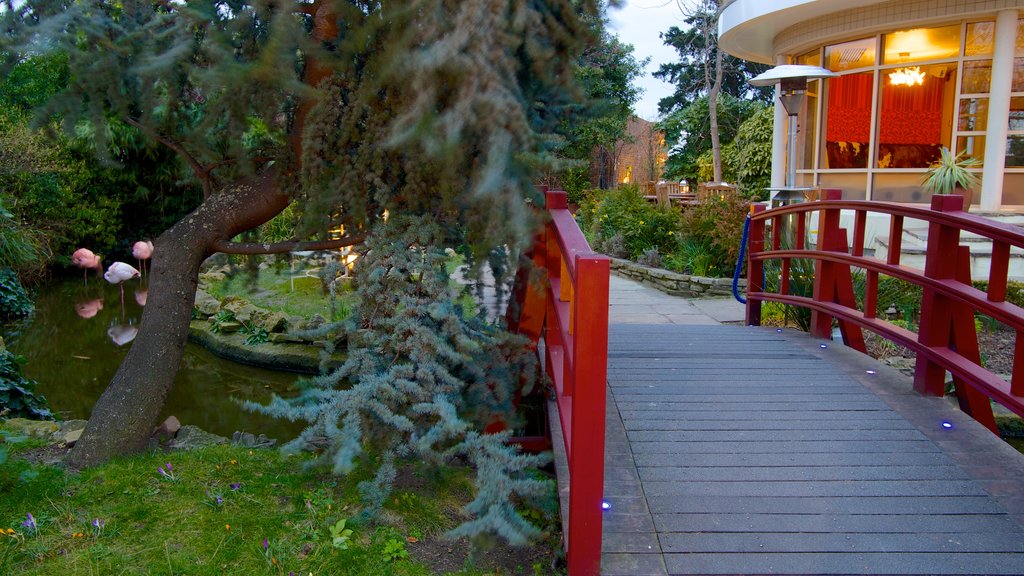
[746,191,1024,434]
[507,190,609,576]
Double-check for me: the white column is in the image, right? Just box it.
[771,54,788,189]
[980,10,1018,211]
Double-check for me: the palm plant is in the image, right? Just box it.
[922,147,981,195]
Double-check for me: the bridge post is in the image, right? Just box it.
[746,204,767,325]
[567,253,609,576]
[914,195,964,397]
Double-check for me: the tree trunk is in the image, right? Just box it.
[67,171,289,469]
[709,47,724,183]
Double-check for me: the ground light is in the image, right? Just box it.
[601,500,611,511]
[942,421,954,429]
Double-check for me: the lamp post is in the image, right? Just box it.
[749,65,836,190]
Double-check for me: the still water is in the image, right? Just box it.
[2,275,304,440]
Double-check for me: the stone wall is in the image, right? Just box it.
[609,257,744,298]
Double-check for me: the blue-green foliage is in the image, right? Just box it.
[248,217,549,545]
[0,345,52,420]
[0,268,33,318]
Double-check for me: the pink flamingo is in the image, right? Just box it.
[104,262,140,312]
[132,241,154,277]
[71,248,103,285]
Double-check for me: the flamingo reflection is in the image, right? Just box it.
[74,298,104,319]
[107,323,138,346]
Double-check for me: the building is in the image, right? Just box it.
[719,0,1024,210]
[589,117,667,189]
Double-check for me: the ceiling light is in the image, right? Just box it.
[889,66,926,86]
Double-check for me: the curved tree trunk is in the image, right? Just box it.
[67,171,289,469]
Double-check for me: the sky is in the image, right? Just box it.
[607,0,688,121]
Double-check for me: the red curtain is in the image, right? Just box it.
[826,73,873,144]
[878,74,945,145]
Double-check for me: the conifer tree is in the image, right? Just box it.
[248,216,549,543]
[1,0,596,468]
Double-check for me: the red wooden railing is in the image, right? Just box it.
[508,190,610,576]
[747,190,1024,431]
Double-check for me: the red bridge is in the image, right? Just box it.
[510,190,1024,575]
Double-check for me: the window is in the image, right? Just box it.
[825,38,876,72]
[877,63,957,168]
[883,25,961,64]
[822,73,873,168]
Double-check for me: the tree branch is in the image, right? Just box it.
[212,237,364,255]
[124,117,214,198]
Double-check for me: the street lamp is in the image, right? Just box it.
[750,65,837,189]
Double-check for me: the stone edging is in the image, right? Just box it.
[609,257,744,298]
[187,321,344,374]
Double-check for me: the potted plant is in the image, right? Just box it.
[922,147,981,210]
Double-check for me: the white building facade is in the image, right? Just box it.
[719,0,1024,210]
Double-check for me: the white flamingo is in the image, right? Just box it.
[104,262,141,313]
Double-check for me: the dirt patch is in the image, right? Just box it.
[409,535,560,575]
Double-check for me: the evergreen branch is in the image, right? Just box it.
[212,237,364,255]
[124,117,213,197]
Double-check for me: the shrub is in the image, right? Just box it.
[582,185,681,258]
[677,194,750,277]
[0,343,52,420]
[0,268,33,318]
[638,247,661,268]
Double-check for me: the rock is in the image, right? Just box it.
[194,289,221,316]
[170,425,228,450]
[199,271,227,284]
[307,313,327,330]
[59,419,88,434]
[62,428,83,446]
[260,312,289,333]
[231,431,277,448]
[222,300,261,324]
[154,415,181,441]
[215,321,243,333]
[268,332,303,344]
[3,418,59,438]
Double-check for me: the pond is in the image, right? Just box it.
[2,275,305,441]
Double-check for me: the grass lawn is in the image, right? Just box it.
[0,436,559,575]
[205,257,478,322]
[206,265,355,321]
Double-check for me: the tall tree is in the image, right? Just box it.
[653,3,771,115]
[1,0,595,469]
[654,0,769,183]
[557,6,646,191]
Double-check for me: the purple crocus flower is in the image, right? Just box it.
[216,496,223,505]
[22,513,36,531]
[165,463,173,472]
[92,518,104,529]
[230,482,241,491]
[262,537,269,551]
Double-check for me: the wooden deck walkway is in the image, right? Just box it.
[559,323,1024,575]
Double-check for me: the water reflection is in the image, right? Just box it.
[75,298,104,319]
[2,276,303,439]
[107,322,138,346]
[134,289,148,307]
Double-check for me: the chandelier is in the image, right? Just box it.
[889,66,926,86]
